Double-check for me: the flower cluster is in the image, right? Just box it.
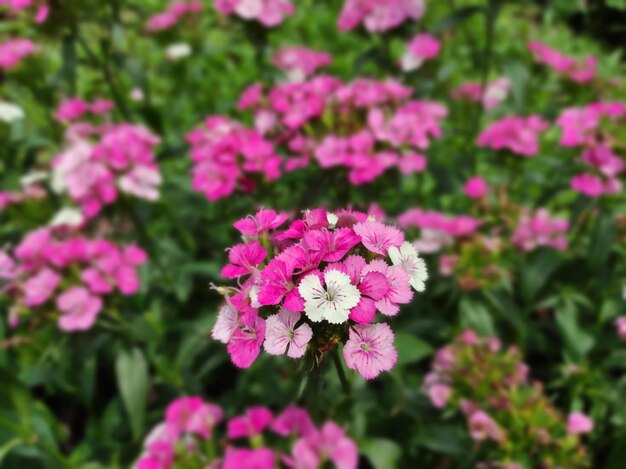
[556,101,626,197]
[0,171,47,211]
[400,33,441,72]
[0,0,48,22]
[55,97,114,122]
[1,227,147,332]
[528,41,597,84]
[0,38,37,70]
[135,398,358,469]
[477,115,549,157]
[272,46,332,81]
[189,76,447,201]
[425,330,590,468]
[213,0,295,27]
[51,123,162,217]
[511,208,569,252]
[337,0,425,32]
[450,77,511,111]
[211,208,427,379]
[145,1,203,32]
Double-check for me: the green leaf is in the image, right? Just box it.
[519,249,562,303]
[361,438,402,469]
[588,214,615,270]
[394,333,433,367]
[555,302,594,362]
[607,0,626,10]
[431,6,484,35]
[115,349,149,441]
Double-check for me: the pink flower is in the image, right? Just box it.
[400,33,441,72]
[23,268,61,306]
[291,421,358,469]
[212,303,240,343]
[615,316,626,340]
[427,383,452,408]
[234,209,289,237]
[338,0,425,33]
[221,241,268,279]
[227,315,266,368]
[467,410,504,442]
[477,115,549,157]
[353,221,404,255]
[567,412,593,435]
[56,286,103,331]
[263,309,313,358]
[165,396,223,438]
[256,258,304,312]
[0,38,37,69]
[362,259,412,316]
[55,98,89,122]
[227,406,273,438]
[464,177,489,199]
[270,405,315,437]
[273,46,332,79]
[343,323,397,379]
[528,42,597,84]
[511,208,568,252]
[303,228,361,262]
[214,0,295,27]
[571,173,605,197]
[223,447,275,469]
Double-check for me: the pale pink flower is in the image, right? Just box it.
[343,323,397,379]
[273,46,332,80]
[0,38,37,69]
[338,0,425,33]
[353,220,404,255]
[468,410,504,442]
[227,406,273,438]
[56,286,103,331]
[362,259,412,316]
[427,383,452,408]
[23,268,61,306]
[118,166,162,201]
[291,421,358,469]
[464,177,489,199]
[212,303,240,343]
[615,316,626,340]
[264,308,313,358]
[567,412,593,435]
[477,115,549,157]
[298,269,361,324]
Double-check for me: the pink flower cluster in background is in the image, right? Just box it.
[0,0,48,22]
[511,208,569,252]
[136,398,358,469]
[338,0,425,32]
[0,173,47,211]
[211,208,427,379]
[424,330,591,466]
[398,208,481,253]
[0,38,37,70]
[213,0,294,27]
[400,33,441,72]
[190,75,447,201]
[557,101,626,197]
[528,42,597,84]
[145,1,202,32]
[1,228,147,332]
[52,123,162,218]
[272,46,332,81]
[55,97,114,122]
[451,77,511,111]
[477,115,549,157]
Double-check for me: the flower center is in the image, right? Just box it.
[360,342,370,351]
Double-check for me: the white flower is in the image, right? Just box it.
[235,0,262,19]
[388,241,428,292]
[298,270,361,324]
[130,88,145,102]
[0,102,24,123]
[20,171,48,187]
[49,207,84,228]
[400,52,423,72]
[165,43,192,61]
[326,212,338,229]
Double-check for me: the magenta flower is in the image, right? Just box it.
[264,309,312,358]
[362,259,412,316]
[23,268,61,306]
[227,406,273,439]
[0,38,37,70]
[257,258,304,312]
[270,405,315,437]
[401,33,441,72]
[56,286,103,332]
[165,396,223,439]
[291,421,358,469]
[567,412,594,435]
[343,323,397,379]
[222,241,268,279]
[234,209,289,237]
[477,115,549,157]
[571,173,605,197]
[353,220,404,256]
[511,208,569,252]
[227,315,266,368]
[303,228,361,262]
[464,177,489,199]
[223,447,275,469]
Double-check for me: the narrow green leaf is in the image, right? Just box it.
[115,349,149,441]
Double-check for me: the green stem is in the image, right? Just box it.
[331,348,350,395]
[301,357,322,421]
